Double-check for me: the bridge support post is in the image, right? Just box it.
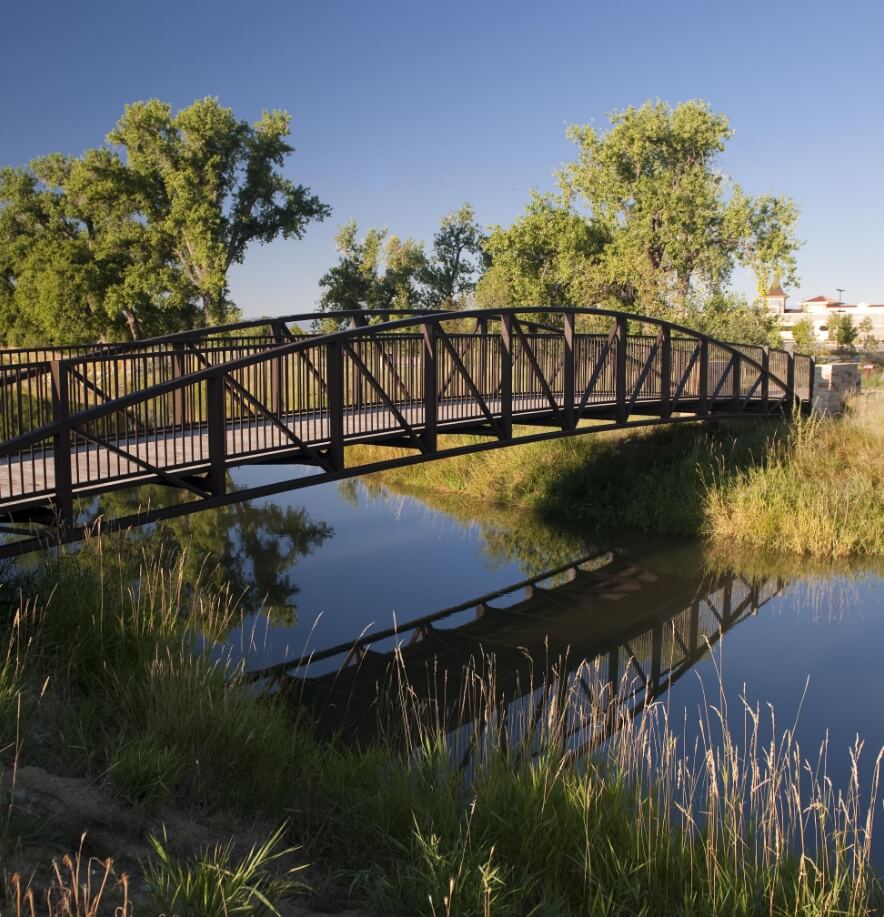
[422,322,437,452]
[563,312,575,430]
[206,373,227,497]
[731,351,742,413]
[326,340,345,471]
[650,620,663,697]
[761,348,770,414]
[270,321,289,418]
[500,315,513,440]
[698,339,709,416]
[615,316,628,424]
[785,353,796,416]
[171,343,186,427]
[659,326,671,419]
[50,360,74,530]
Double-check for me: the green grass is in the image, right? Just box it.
[0,547,881,914]
[705,397,883,557]
[143,823,301,916]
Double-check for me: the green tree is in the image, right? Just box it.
[857,316,878,354]
[108,98,330,326]
[476,192,605,313]
[791,317,819,354]
[419,204,486,309]
[316,221,426,330]
[559,100,800,312]
[0,97,329,344]
[0,151,190,343]
[827,313,858,351]
[683,292,782,347]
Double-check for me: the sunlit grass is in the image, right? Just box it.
[705,397,884,557]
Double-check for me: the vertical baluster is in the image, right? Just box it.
[731,350,742,413]
[422,322,437,452]
[206,372,226,496]
[659,326,671,419]
[500,315,513,440]
[615,316,627,424]
[698,339,709,416]
[50,360,73,529]
[326,341,345,471]
[760,347,770,413]
[563,313,575,430]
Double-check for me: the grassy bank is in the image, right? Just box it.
[705,398,883,556]
[0,548,881,914]
[348,397,883,557]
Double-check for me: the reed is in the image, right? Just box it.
[0,548,881,915]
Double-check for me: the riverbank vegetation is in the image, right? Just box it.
[0,547,881,914]
[349,396,883,559]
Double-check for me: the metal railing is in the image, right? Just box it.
[0,308,813,555]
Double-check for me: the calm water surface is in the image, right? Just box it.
[90,464,884,856]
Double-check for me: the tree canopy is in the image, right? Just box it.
[0,97,329,344]
[477,100,800,335]
[316,205,485,329]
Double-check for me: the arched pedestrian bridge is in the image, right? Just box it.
[0,308,814,557]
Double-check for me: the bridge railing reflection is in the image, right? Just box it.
[270,554,784,769]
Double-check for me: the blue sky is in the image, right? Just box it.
[1,0,882,317]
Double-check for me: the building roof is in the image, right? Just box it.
[766,285,787,297]
[803,295,836,303]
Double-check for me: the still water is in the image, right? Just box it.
[90,464,884,855]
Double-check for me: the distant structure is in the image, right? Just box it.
[765,288,884,345]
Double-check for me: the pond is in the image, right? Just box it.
[68,462,884,860]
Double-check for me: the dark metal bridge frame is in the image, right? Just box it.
[0,307,814,558]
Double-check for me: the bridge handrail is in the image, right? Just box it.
[0,307,800,460]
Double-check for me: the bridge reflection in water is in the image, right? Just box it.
[251,551,783,763]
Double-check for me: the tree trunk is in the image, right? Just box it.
[123,309,143,340]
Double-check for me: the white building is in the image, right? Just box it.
[764,288,884,344]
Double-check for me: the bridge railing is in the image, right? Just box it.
[0,309,808,530]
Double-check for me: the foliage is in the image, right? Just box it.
[791,316,819,354]
[705,397,884,557]
[858,316,878,354]
[560,100,800,312]
[144,823,300,916]
[316,220,426,330]
[0,98,329,343]
[476,191,605,312]
[828,313,858,350]
[419,203,486,309]
[678,291,783,347]
[1,551,881,915]
[317,205,484,329]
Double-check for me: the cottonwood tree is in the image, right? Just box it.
[476,192,605,312]
[108,98,330,326]
[0,97,329,343]
[419,204,486,309]
[478,101,800,336]
[317,205,485,328]
[316,221,426,330]
[560,100,800,312]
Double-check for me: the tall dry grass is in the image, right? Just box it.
[0,546,881,914]
[705,397,883,557]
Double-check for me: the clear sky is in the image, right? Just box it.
[1,0,882,316]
